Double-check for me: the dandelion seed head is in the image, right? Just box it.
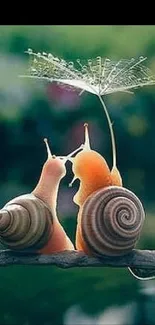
[24,50,155,96]
[22,49,155,170]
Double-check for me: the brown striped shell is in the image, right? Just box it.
[80,186,145,256]
[0,194,53,250]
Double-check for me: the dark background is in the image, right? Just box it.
[0,25,155,325]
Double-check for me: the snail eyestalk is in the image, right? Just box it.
[57,144,84,164]
[98,95,116,169]
[44,138,53,159]
[44,138,83,163]
[62,144,84,164]
[43,94,117,172]
[83,123,91,151]
[69,124,91,188]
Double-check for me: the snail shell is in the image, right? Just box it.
[78,186,145,257]
[0,193,53,250]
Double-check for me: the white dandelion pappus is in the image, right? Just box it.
[22,49,155,170]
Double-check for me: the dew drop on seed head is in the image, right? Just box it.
[68,62,74,69]
[48,53,53,59]
[27,48,32,54]
[53,57,60,62]
[61,59,67,67]
[31,68,37,72]
[77,59,83,67]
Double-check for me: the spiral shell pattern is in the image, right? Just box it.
[0,194,53,250]
[80,186,145,256]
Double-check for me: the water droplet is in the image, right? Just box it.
[48,53,53,59]
[61,59,67,67]
[139,56,144,60]
[53,57,60,62]
[77,59,83,69]
[68,61,74,69]
[43,52,47,56]
[37,52,41,58]
[27,48,32,54]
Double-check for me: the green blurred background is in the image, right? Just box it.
[0,25,155,325]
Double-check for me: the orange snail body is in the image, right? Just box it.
[72,124,122,208]
[0,139,83,254]
[73,150,113,255]
[73,150,113,206]
[71,124,145,257]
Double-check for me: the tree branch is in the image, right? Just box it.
[0,249,155,270]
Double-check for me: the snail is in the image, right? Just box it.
[70,123,145,257]
[0,139,83,254]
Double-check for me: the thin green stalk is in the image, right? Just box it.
[98,95,116,168]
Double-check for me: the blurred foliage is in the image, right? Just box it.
[0,25,155,324]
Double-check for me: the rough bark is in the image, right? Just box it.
[0,249,154,272]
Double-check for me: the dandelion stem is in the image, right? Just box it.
[98,95,116,168]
